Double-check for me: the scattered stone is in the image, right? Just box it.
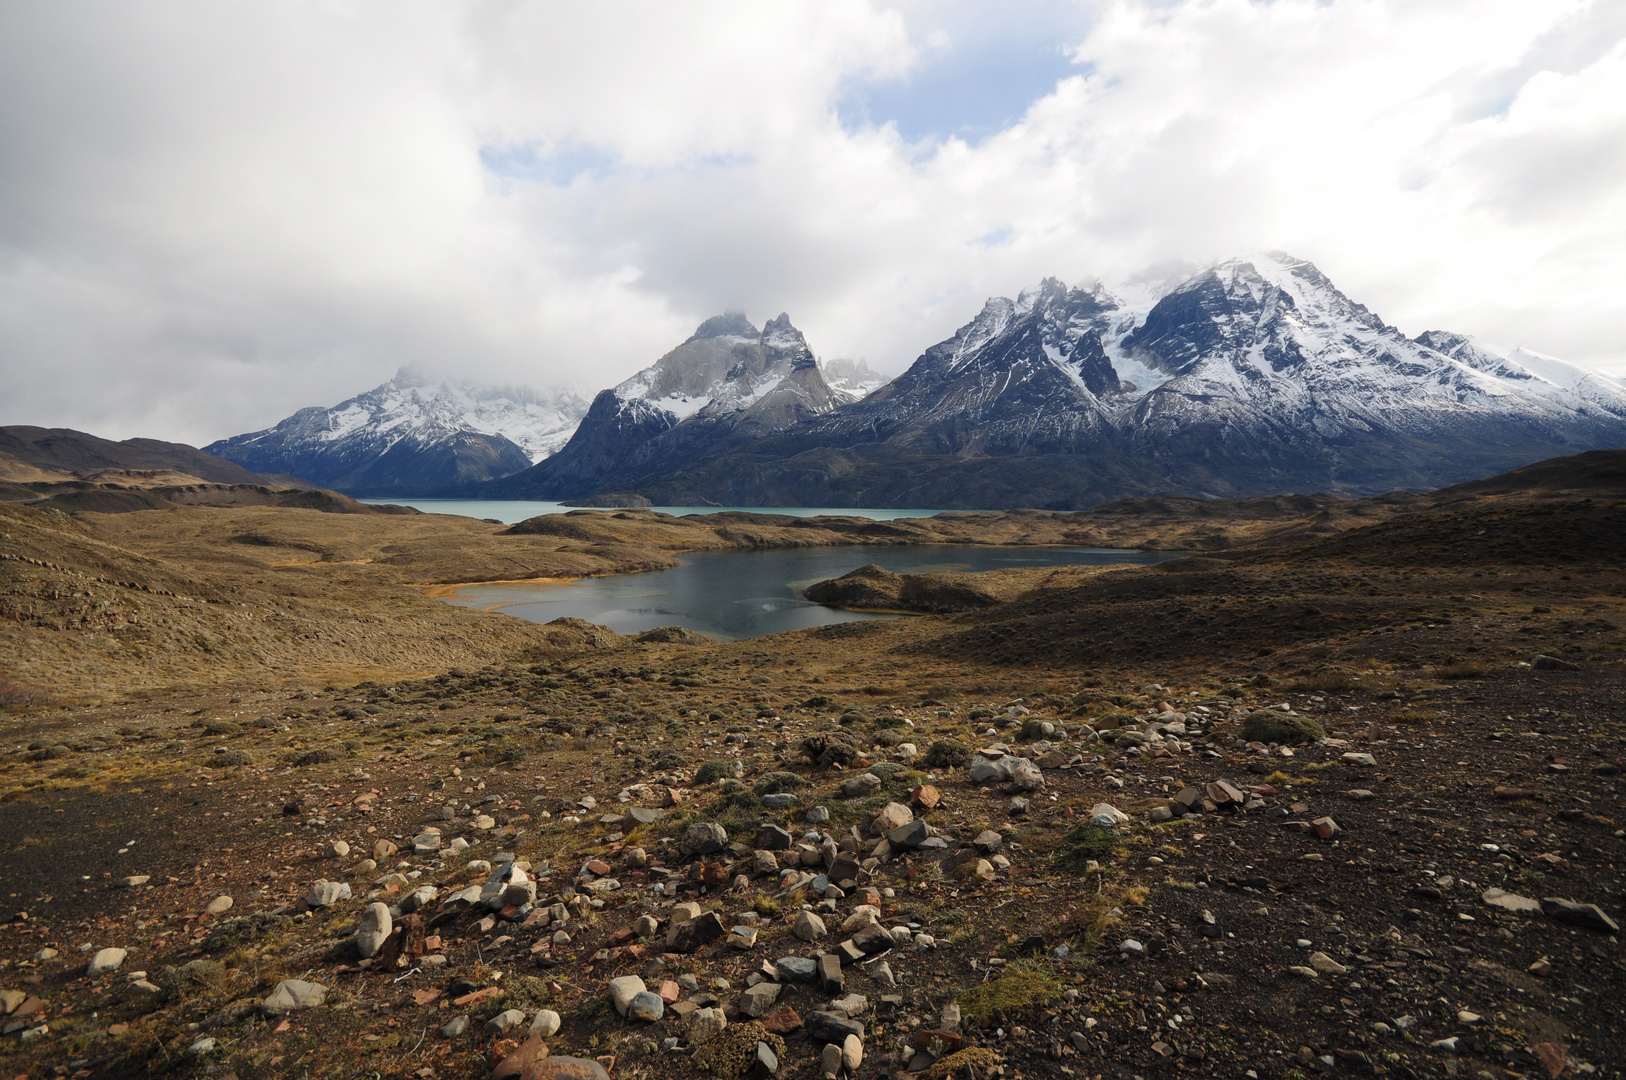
[1532,654,1579,671]
[530,1008,561,1036]
[691,1006,727,1043]
[841,773,882,797]
[680,822,729,856]
[626,991,665,1022]
[441,1015,469,1038]
[520,1058,611,1080]
[1483,887,1542,913]
[492,1034,551,1080]
[357,902,393,958]
[306,880,351,907]
[776,956,818,982]
[1541,898,1620,932]
[794,910,827,941]
[669,911,725,952]
[412,831,441,855]
[805,806,830,824]
[842,1033,863,1069]
[873,802,913,832]
[887,820,930,848]
[755,824,793,851]
[761,793,798,810]
[86,948,127,976]
[1307,951,1347,975]
[740,982,782,1018]
[1089,803,1128,827]
[609,976,647,1016]
[486,1008,526,1034]
[263,979,327,1013]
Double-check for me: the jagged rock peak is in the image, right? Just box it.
[688,312,759,342]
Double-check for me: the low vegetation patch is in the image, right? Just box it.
[955,960,1063,1024]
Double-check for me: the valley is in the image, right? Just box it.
[0,451,1621,1080]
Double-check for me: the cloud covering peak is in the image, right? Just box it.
[2,0,1623,444]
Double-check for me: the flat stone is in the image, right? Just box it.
[486,1008,526,1034]
[520,1057,612,1080]
[756,1040,780,1075]
[1541,898,1620,932]
[306,880,351,907]
[776,956,818,982]
[118,875,150,888]
[808,1010,864,1043]
[86,948,127,976]
[911,784,940,810]
[818,952,844,992]
[886,820,929,848]
[412,832,441,855]
[840,773,881,797]
[441,1015,469,1038]
[822,1042,843,1078]
[263,979,327,1013]
[1307,951,1347,975]
[205,895,233,915]
[805,806,830,824]
[850,922,894,955]
[761,793,798,810]
[972,830,1002,852]
[1483,888,1542,914]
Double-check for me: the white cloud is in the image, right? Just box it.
[0,0,1622,446]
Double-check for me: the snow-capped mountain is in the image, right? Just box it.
[488,312,852,497]
[207,369,590,496]
[487,252,1626,509]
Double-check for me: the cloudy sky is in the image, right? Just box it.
[2,0,1624,445]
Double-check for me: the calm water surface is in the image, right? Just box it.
[361,498,946,523]
[436,544,1179,641]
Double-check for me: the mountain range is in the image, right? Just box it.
[485,252,1626,508]
[205,369,590,497]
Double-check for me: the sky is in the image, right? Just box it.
[2,0,1625,446]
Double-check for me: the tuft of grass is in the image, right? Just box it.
[1432,661,1487,680]
[956,960,1063,1024]
[1054,823,1119,870]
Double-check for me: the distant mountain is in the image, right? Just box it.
[489,253,1626,509]
[486,312,862,498]
[207,369,590,496]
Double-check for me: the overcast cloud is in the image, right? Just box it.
[2,0,1624,445]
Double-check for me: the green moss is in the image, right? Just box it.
[922,1048,1001,1080]
[922,739,971,769]
[1054,824,1119,870]
[955,961,1063,1023]
[752,771,809,796]
[694,759,740,785]
[1240,710,1326,745]
[693,1021,786,1078]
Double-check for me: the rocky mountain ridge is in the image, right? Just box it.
[207,370,589,497]
[485,312,862,499]
[491,253,1626,508]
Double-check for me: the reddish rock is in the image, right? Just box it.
[1535,1043,1566,1080]
[452,986,503,1008]
[585,860,611,876]
[658,980,680,1004]
[762,1006,803,1034]
[519,1057,611,1080]
[699,862,730,888]
[911,784,941,810]
[493,1035,550,1080]
[913,1028,965,1054]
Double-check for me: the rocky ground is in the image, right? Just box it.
[0,463,1622,1080]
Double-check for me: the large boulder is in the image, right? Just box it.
[679,822,729,857]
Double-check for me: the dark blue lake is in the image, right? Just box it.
[434,544,1177,642]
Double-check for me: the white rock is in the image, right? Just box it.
[86,948,127,976]
[690,1006,727,1043]
[357,902,393,958]
[608,975,646,1016]
[262,979,327,1013]
[306,880,351,907]
[205,895,234,915]
[530,1009,561,1037]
